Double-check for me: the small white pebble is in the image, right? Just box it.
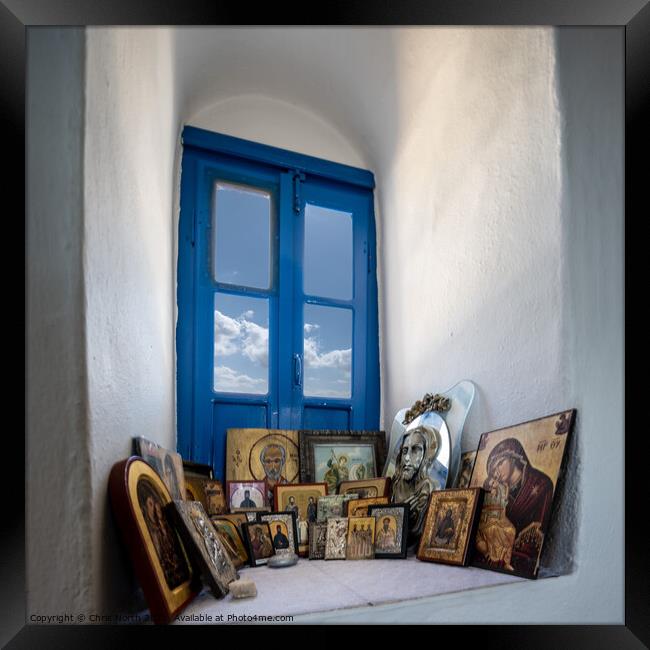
[230,578,257,599]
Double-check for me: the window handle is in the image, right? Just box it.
[293,353,302,388]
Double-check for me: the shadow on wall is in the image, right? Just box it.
[547,26,624,578]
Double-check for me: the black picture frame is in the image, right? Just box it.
[182,460,214,479]
[299,430,387,493]
[257,510,299,556]
[368,503,410,559]
[241,521,275,567]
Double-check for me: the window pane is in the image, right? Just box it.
[214,294,269,394]
[213,182,271,289]
[303,304,352,398]
[303,204,353,300]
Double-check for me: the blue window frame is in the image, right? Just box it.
[177,126,379,478]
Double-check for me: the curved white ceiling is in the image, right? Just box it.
[173,27,409,169]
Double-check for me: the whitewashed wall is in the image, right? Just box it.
[82,28,181,614]
[27,26,623,623]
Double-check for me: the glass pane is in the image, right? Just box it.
[213,181,271,289]
[303,304,352,398]
[214,294,269,394]
[304,204,353,300]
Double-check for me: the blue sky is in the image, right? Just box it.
[214,183,271,289]
[213,185,353,397]
[304,204,353,300]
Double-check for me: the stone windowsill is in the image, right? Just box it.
[174,555,526,623]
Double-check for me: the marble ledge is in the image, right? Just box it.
[174,555,527,624]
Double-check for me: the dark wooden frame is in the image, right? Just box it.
[241,521,275,567]
[166,500,237,598]
[345,496,390,517]
[298,430,387,490]
[182,460,214,479]
[368,503,410,559]
[108,457,199,624]
[257,510,299,555]
[417,487,484,567]
[338,476,391,498]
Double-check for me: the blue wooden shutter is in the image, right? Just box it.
[177,127,379,478]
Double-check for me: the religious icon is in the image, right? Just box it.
[209,517,249,568]
[183,476,227,516]
[316,494,346,522]
[324,517,348,560]
[242,522,275,567]
[211,513,248,537]
[299,431,387,495]
[346,516,376,560]
[136,478,191,590]
[345,496,389,518]
[108,457,198,624]
[308,522,328,560]
[385,411,451,544]
[469,409,576,579]
[417,488,483,566]
[204,481,227,515]
[454,451,477,489]
[226,480,267,512]
[368,504,410,559]
[338,477,391,499]
[226,429,300,508]
[133,437,186,502]
[274,483,328,556]
[258,511,299,556]
[168,500,238,598]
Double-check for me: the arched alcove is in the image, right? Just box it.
[27,26,624,624]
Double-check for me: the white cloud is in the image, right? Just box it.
[240,319,268,366]
[214,365,267,393]
[214,310,351,397]
[304,336,351,371]
[214,310,243,356]
[214,309,268,367]
[303,331,351,397]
